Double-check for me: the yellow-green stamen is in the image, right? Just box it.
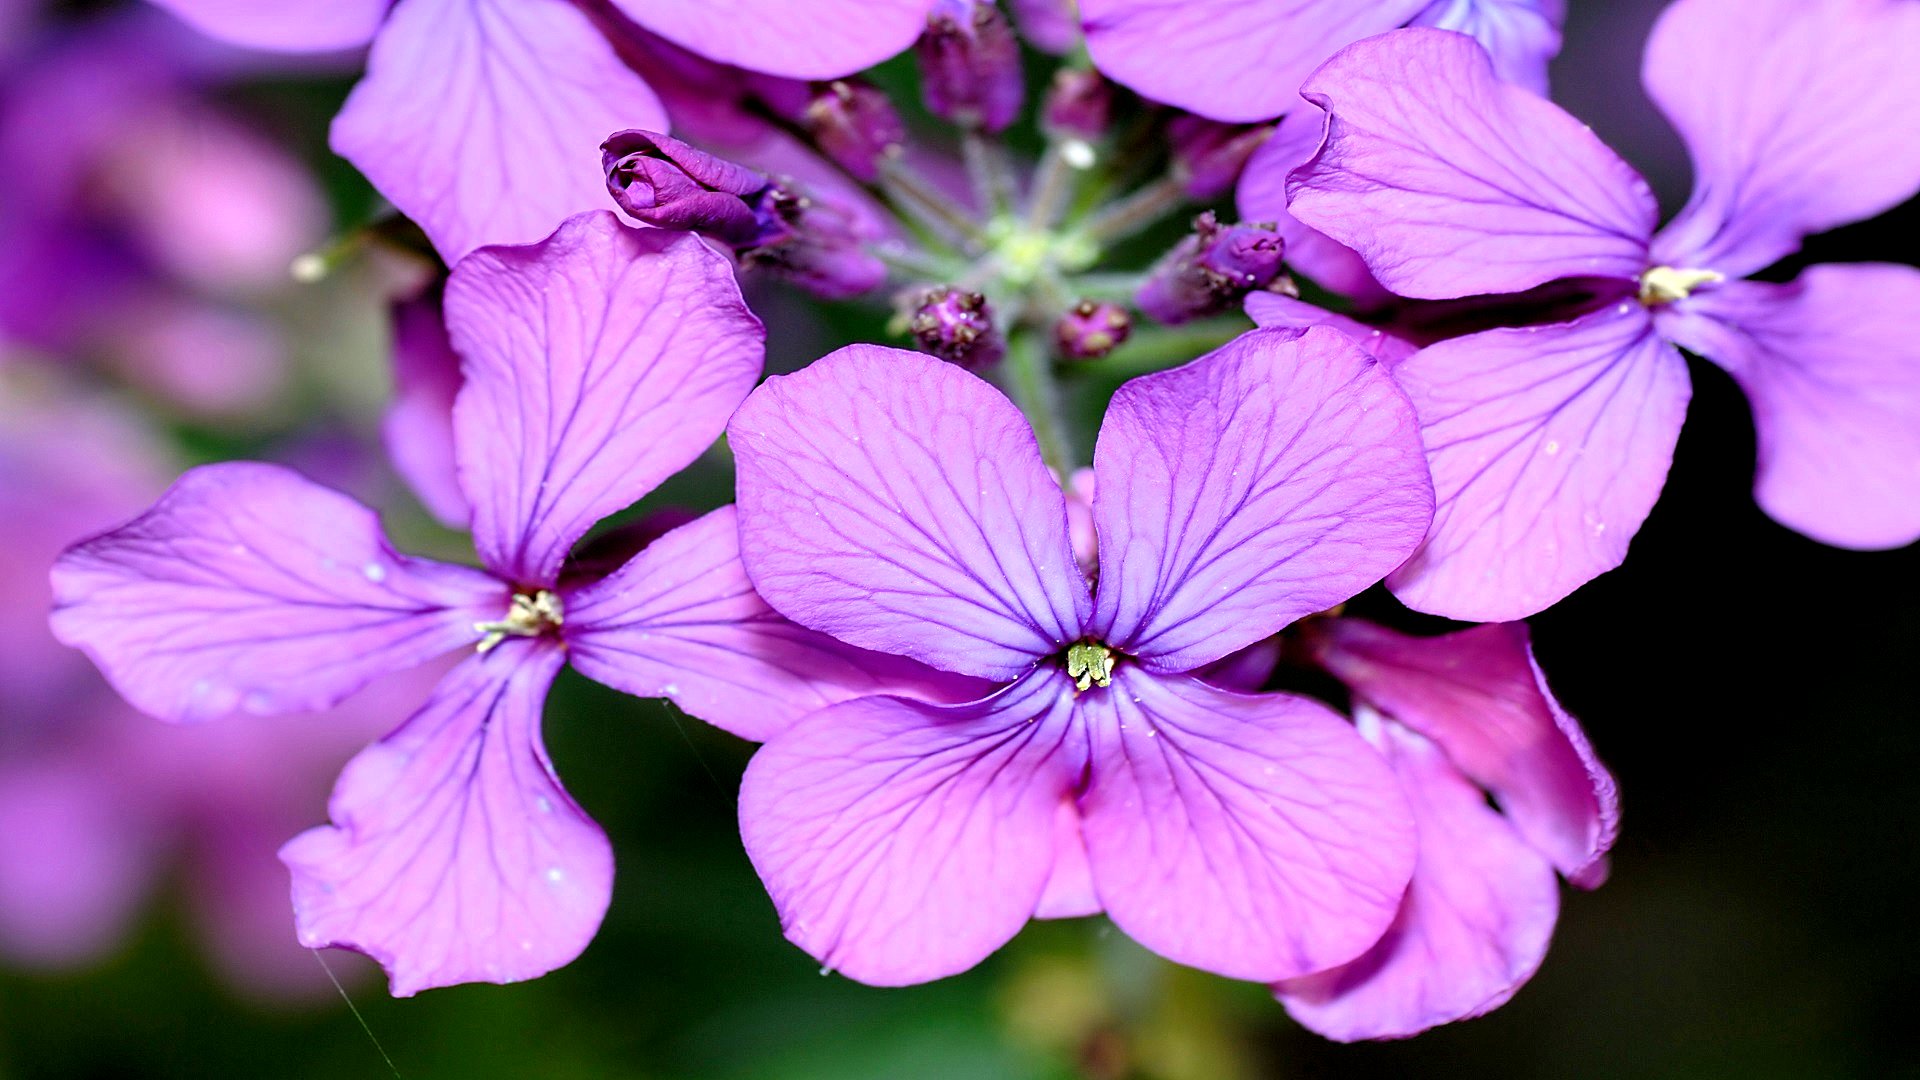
[1065,641,1116,691]
[475,590,564,653]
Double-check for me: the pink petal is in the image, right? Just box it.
[1289,28,1656,300]
[738,670,1085,985]
[729,345,1091,682]
[1646,0,1920,277]
[1277,713,1560,1041]
[146,0,387,51]
[1317,619,1619,885]
[1658,265,1920,550]
[565,506,985,743]
[1080,669,1416,982]
[1387,304,1689,621]
[1034,798,1100,919]
[1243,293,1419,366]
[1091,327,1432,673]
[381,289,470,529]
[331,0,668,261]
[1236,105,1389,304]
[447,213,762,587]
[50,462,502,723]
[613,0,932,80]
[281,640,612,996]
[1409,0,1562,95]
[1080,0,1426,123]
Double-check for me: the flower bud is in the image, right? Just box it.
[1043,69,1112,140]
[909,287,1005,369]
[804,79,904,183]
[1054,300,1132,360]
[917,0,1024,133]
[1136,212,1290,325]
[1168,116,1274,201]
[742,185,888,300]
[602,130,767,245]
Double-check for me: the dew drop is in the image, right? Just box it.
[363,562,387,583]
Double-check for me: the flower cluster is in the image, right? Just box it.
[30,0,1920,1046]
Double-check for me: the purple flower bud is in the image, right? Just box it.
[917,0,1024,133]
[741,184,888,300]
[1055,300,1132,360]
[804,79,905,183]
[908,287,1005,369]
[602,130,768,245]
[1137,212,1291,325]
[1168,116,1275,202]
[1043,69,1112,140]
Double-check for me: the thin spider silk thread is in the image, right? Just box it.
[312,949,402,1079]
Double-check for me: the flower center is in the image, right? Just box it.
[474,590,564,653]
[1065,640,1117,691]
[1638,265,1724,306]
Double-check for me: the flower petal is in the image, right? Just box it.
[50,462,501,724]
[280,640,611,996]
[146,0,386,52]
[613,0,933,80]
[1034,798,1101,919]
[1658,266,1920,550]
[1387,304,1688,621]
[1289,28,1656,299]
[1237,105,1390,304]
[1409,0,1562,95]
[565,506,985,743]
[331,0,668,261]
[382,289,469,529]
[447,212,762,587]
[738,670,1084,985]
[729,345,1090,682]
[1646,0,1920,277]
[0,755,156,967]
[1090,327,1432,673]
[1080,669,1416,982]
[1080,0,1426,123]
[1276,713,1560,1041]
[1243,293,1419,366]
[1317,619,1618,885]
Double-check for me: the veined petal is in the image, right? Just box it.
[331,0,668,261]
[729,345,1090,682]
[146,0,387,52]
[613,0,933,80]
[738,670,1084,986]
[1236,106,1389,304]
[1091,327,1432,673]
[50,463,501,724]
[1410,0,1562,95]
[381,290,469,529]
[1034,798,1101,919]
[1080,0,1426,123]
[1244,293,1419,366]
[1646,0,1920,277]
[280,640,611,996]
[448,213,762,587]
[1080,669,1416,982]
[1289,28,1656,299]
[565,506,985,743]
[1658,266,1920,550]
[1317,619,1618,885]
[1387,304,1688,621]
[1277,713,1560,1041]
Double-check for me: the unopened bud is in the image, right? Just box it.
[1043,69,1112,140]
[1168,116,1274,201]
[909,287,1005,369]
[1055,300,1132,360]
[917,0,1024,133]
[602,129,767,245]
[742,184,888,300]
[805,79,904,183]
[1137,212,1289,325]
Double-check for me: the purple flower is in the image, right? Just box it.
[145,0,936,261]
[1079,0,1562,123]
[725,327,1437,986]
[50,212,961,996]
[602,130,770,244]
[916,0,1025,133]
[1276,618,1617,1040]
[1284,2,1920,621]
[1136,212,1290,325]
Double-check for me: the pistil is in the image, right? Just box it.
[475,591,564,654]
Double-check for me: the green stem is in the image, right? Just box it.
[1000,331,1076,478]
[879,156,989,253]
[1106,317,1251,375]
[1076,174,1191,247]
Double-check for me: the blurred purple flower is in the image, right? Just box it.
[50,212,962,996]
[1276,618,1617,1040]
[1080,0,1562,122]
[144,0,935,261]
[1285,1,1920,621]
[727,327,1436,986]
